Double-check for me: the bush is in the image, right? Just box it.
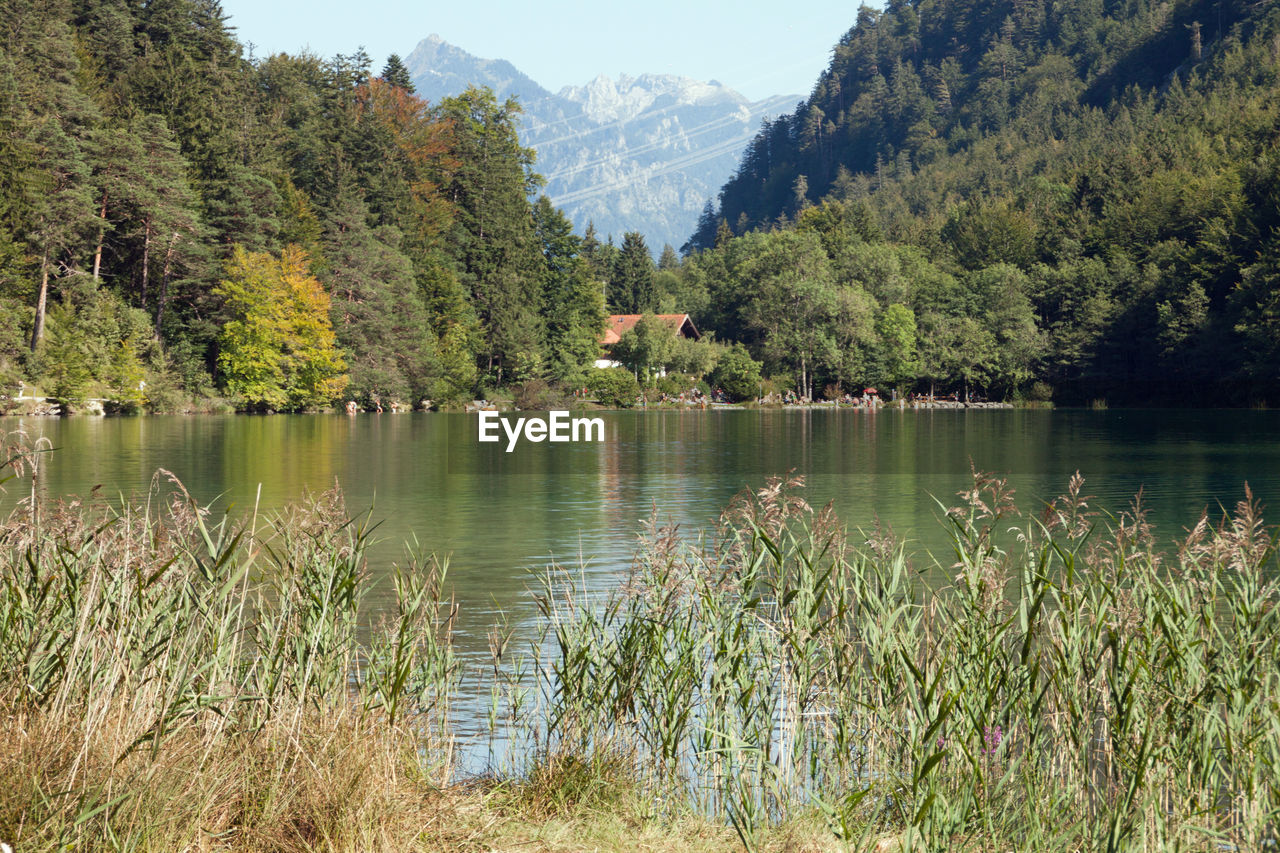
[513,379,572,411]
[654,373,705,397]
[0,298,29,366]
[709,344,762,402]
[668,336,721,378]
[585,368,640,408]
[513,379,548,410]
[1028,380,1053,402]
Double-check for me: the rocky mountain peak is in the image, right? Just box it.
[406,36,796,251]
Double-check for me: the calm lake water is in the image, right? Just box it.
[4,408,1279,727]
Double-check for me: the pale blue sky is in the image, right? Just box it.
[218,1,873,101]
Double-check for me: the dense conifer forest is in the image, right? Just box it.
[1,0,1277,410]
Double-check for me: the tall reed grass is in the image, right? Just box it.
[0,430,463,850]
[515,470,1280,851]
[2,426,1277,851]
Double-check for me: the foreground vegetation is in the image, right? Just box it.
[1,433,1278,850]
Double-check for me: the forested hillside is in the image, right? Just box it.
[4,0,1278,411]
[0,0,608,411]
[684,0,1280,404]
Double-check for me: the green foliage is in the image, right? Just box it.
[584,367,640,408]
[7,0,1279,405]
[40,302,92,407]
[215,245,348,411]
[874,303,918,391]
[322,190,438,406]
[710,344,762,402]
[654,372,704,397]
[0,298,28,367]
[609,314,676,384]
[667,336,721,379]
[738,230,839,399]
[535,196,606,385]
[610,231,655,314]
[0,2,618,408]
[690,0,1280,403]
[435,86,546,386]
[380,53,414,93]
[29,285,151,409]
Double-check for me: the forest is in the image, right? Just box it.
[1,0,1278,411]
[683,0,1280,405]
[0,0,622,412]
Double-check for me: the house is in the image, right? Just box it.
[594,314,700,369]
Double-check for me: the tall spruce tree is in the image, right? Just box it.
[322,188,438,405]
[380,54,415,93]
[612,231,656,314]
[435,86,545,384]
[534,196,604,381]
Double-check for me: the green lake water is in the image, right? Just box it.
[3,407,1279,746]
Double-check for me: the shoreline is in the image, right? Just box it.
[1,397,1036,417]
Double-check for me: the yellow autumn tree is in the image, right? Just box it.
[215,245,348,411]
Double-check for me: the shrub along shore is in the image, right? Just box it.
[1,431,1277,851]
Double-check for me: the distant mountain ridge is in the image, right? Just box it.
[404,35,797,251]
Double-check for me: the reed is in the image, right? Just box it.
[0,431,463,850]
[2,426,1277,851]
[516,470,1280,851]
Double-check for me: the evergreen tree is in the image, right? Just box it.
[612,231,656,314]
[27,118,96,349]
[322,189,437,405]
[534,196,604,381]
[435,87,546,384]
[683,200,718,255]
[658,243,680,271]
[380,53,415,93]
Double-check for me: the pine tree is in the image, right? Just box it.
[27,118,96,349]
[683,200,718,255]
[612,231,656,314]
[380,53,415,93]
[434,86,545,383]
[658,243,680,271]
[322,189,437,405]
[534,196,604,381]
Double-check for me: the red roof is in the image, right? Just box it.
[600,314,700,346]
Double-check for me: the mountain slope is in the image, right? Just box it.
[699,0,1272,241]
[403,36,796,251]
[681,0,1280,403]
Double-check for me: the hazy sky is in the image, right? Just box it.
[217,0,868,101]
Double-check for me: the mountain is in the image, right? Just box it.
[403,35,797,252]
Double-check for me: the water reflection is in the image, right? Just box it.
[4,408,1279,668]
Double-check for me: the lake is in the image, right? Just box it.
[4,407,1279,730]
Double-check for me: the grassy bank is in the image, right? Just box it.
[1,431,1277,850]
